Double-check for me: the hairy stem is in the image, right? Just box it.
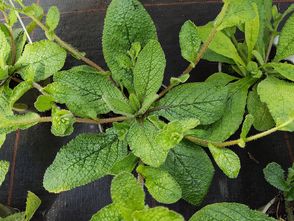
[186,119,293,148]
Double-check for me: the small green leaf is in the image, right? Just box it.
[247,88,275,131]
[0,30,11,68]
[179,20,201,65]
[46,6,60,31]
[8,10,17,27]
[238,114,254,148]
[90,204,123,221]
[162,141,214,205]
[34,95,54,112]
[10,81,32,106]
[128,93,141,112]
[110,153,138,175]
[0,133,6,149]
[263,162,289,191]
[2,212,25,221]
[257,77,294,131]
[25,191,41,221]
[137,93,159,115]
[170,73,190,87]
[14,30,27,61]
[202,49,235,64]
[137,165,182,204]
[103,94,134,117]
[132,207,184,221]
[16,40,66,82]
[43,131,127,193]
[189,202,276,221]
[208,144,240,179]
[133,40,165,102]
[267,62,294,82]
[205,72,237,86]
[0,160,9,186]
[51,106,75,137]
[111,172,145,221]
[275,14,294,62]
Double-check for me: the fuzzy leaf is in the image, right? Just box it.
[2,212,25,221]
[46,6,60,31]
[247,88,275,131]
[202,49,235,64]
[0,30,11,67]
[0,133,6,149]
[162,141,214,205]
[43,132,127,193]
[133,40,165,101]
[245,3,259,59]
[189,202,276,221]
[263,162,288,191]
[170,73,190,87]
[0,160,9,186]
[25,191,41,221]
[127,120,169,167]
[102,0,157,89]
[103,95,134,116]
[257,77,294,131]
[155,82,228,125]
[110,153,138,175]
[111,172,145,221]
[16,40,66,82]
[267,62,294,82]
[275,14,294,62]
[137,165,182,204]
[179,20,201,65]
[239,114,254,147]
[90,204,123,221]
[34,95,54,112]
[208,144,240,179]
[44,66,125,118]
[132,207,184,221]
[51,106,75,137]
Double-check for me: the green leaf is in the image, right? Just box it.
[257,77,294,131]
[0,29,11,68]
[110,153,138,175]
[111,172,145,221]
[170,73,190,87]
[25,191,41,221]
[2,212,25,221]
[202,49,235,64]
[275,14,294,62]
[215,0,255,30]
[34,95,54,112]
[247,88,275,131]
[46,6,60,31]
[206,72,238,86]
[103,94,134,117]
[14,30,27,62]
[208,144,240,179]
[267,62,294,82]
[132,207,184,221]
[102,0,157,89]
[0,134,6,149]
[43,131,127,193]
[137,93,159,115]
[239,114,254,148]
[133,40,165,101]
[263,162,288,191]
[189,202,276,221]
[90,204,123,221]
[198,23,244,66]
[44,65,125,118]
[51,106,75,137]
[0,160,9,186]
[179,20,201,65]
[245,3,260,59]
[137,165,182,204]
[155,82,228,125]
[127,120,169,167]
[16,40,66,82]
[162,141,214,205]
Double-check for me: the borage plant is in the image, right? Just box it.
[0,0,293,220]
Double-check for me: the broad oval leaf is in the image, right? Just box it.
[90,204,123,221]
[155,82,228,125]
[102,0,157,89]
[132,207,184,221]
[263,162,288,191]
[43,132,127,193]
[189,202,276,221]
[162,141,214,205]
[267,62,294,82]
[46,6,60,31]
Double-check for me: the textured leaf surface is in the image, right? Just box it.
[90,204,123,221]
[137,165,182,204]
[247,88,274,131]
[155,82,228,125]
[127,120,169,167]
[0,29,11,66]
[133,40,165,101]
[240,114,254,142]
[0,160,9,186]
[189,202,276,221]
[46,6,60,31]
[43,132,127,193]
[51,106,75,137]
[34,95,54,112]
[102,0,157,88]
[2,212,25,221]
[25,191,41,221]
[179,20,201,65]
[162,141,214,205]
[132,207,184,221]
[263,162,288,191]
[44,66,125,118]
[110,153,138,175]
[245,3,259,59]
[258,77,294,131]
[267,62,294,81]
[16,40,66,81]
[208,144,240,179]
[111,172,145,220]
[0,133,6,149]
[275,14,294,62]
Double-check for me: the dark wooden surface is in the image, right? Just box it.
[0,0,294,220]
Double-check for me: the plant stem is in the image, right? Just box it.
[285,201,294,221]
[186,119,293,148]
[265,34,275,63]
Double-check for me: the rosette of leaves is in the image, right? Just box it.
[0,0,293,220]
